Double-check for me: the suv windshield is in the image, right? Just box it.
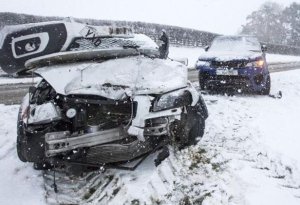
[209,36,261,52]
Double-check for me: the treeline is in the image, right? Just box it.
[1,11,300,55]
[241,2,300,47]
[0,12,218,47]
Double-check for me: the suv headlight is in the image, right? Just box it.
[152,89,192,112]
[246,59,264,68]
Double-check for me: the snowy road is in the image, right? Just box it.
[1,69,300,204]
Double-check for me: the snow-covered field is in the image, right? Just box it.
[1,68,300,204]
[169,46,300,68]
[0,74,40,85]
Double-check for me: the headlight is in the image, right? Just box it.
[196,60,210,67]
[27,102,61,124]
[152,89,192,112]
[246,59,264,68]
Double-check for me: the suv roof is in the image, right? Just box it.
[209,35,261,53]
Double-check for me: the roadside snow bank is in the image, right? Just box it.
[256,70,300,168]
[199,69,300,204]
[169,46,300,67]
[0,74,40,85]
[169,46,204,66]
[0,69,41,85]
[0,105,46,205]
[267,54,300,63]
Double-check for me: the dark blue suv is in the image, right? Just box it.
[195,35,270,95]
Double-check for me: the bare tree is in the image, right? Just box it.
[282,2,300,46]
[241,2,287,44]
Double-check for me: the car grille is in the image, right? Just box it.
[207,75,249,87]
[62,95,137,130]
[211,60,247,68]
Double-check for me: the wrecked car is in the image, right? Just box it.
[195,35,270,94]
[4,21,208,172]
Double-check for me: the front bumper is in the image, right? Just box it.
[205,75,250,89]
[198,66,269,91]
[44,116,172,157]
[20,84,204,164]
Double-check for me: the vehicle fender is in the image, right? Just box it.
[186,83,208,119]
[194,95,208,119]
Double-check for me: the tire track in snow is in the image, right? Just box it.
[200,93,300,203]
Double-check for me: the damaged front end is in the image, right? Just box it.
[18,79,207,171]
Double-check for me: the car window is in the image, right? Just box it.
[209,36,261,52]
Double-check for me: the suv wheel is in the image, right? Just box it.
[260,75,271,95]
[199,73,206,90]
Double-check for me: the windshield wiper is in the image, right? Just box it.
[123,45,158,59]
[123,45,140,49]
[248,50,262,52]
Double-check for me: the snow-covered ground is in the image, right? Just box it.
[0,71,40,85]
[1,69,300,204]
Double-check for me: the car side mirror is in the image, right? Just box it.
[261,44,267,52]
[204,46,210,52]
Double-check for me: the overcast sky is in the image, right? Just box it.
[0,0,299,34]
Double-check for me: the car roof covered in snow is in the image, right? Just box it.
[198,35,263,61]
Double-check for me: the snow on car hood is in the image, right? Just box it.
[35,56,187,100]
[198,51,263,62]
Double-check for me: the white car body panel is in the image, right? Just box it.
[35,56,188,99]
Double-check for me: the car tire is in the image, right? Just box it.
[187,115,205,146]
[177,112,205,149]
[260,75,271,95]
[199,73,206,90]
[16,112,28,162]
[17,109,47,163]
[17,134,28,162]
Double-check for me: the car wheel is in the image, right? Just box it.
[16,112,28,162]
[177,111,205,149]
[260,75,271,95]
[199,73,206,90]
[187,114,205,146]
[17,109,47,163]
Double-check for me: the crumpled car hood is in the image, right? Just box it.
[198,51,263,62]
[35,56,187,100]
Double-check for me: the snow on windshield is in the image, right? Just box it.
[69,34,158,51]
[209,36,261,52]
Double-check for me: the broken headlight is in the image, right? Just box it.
[30,80,57,105]
[27,102,61,125]
[152,89,192,112]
